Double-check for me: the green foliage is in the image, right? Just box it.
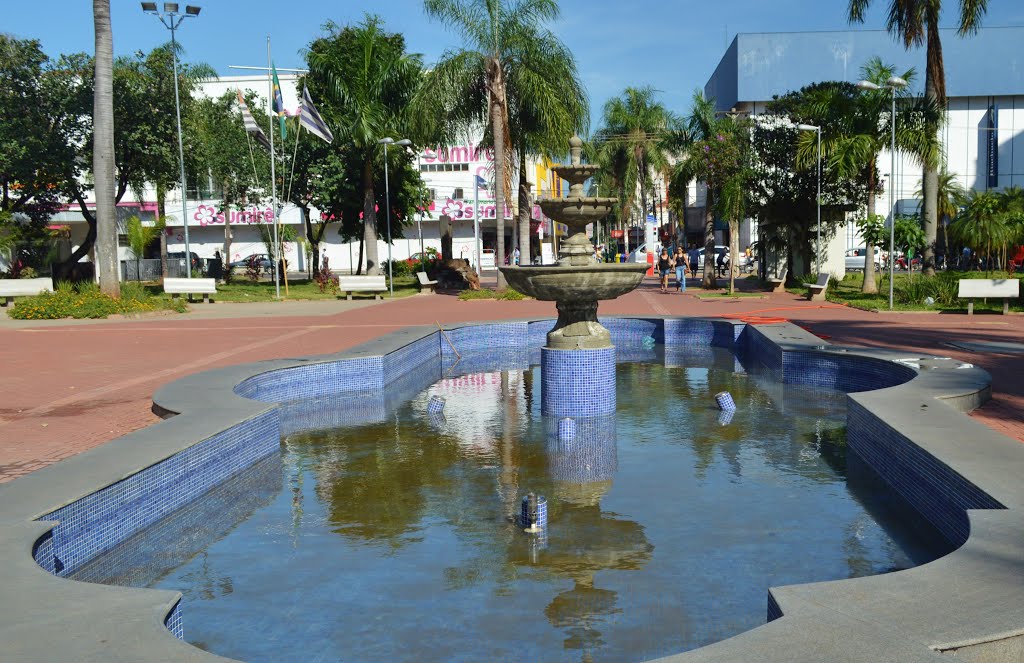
[893,215,926,256]
[950,189,1011,272]
[894,272,961,306]
[456,287,526,301]
[7,281,185,320]
[856,214,889,247]
[125,215,165,260]
[497,287,526,300]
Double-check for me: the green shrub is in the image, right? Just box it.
[497,288,526,300]
[7,281,186,320]
[894,272,960,307]
[458,288,498,300]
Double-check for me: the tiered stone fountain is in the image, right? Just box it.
[501,136,648,416]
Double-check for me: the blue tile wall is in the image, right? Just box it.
[235,357,384,403]
[541,347,616,417]
[783,352,917,393]
[600,317,661,345]
[528,320,551,348]
[32,530,55,575]
[382,334,441,386]
[847,399,1004,547]
[38,409,280,578]
[441,322,529,359]
[164,600,184,640]
[767,592,783,622]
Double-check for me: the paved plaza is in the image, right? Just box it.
[2,276,1022,482]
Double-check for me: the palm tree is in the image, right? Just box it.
[308,16,422,276]
[848,0,989,276]
[421,0,564,288]
[950,189,1010,275]
[92,0,119,296]
[594,86,678,265]
[914,169,964,264]
[795,58,938,294]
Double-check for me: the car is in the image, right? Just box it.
[695,245,740,269]
[228,253,273,270]
[166,251,201,269]
[844,248,882,271]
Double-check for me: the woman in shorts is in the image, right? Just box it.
[658,248,673,293]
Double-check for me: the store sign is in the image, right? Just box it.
[432,197,543,221]
[422,144,495,164]
[987,105,999,188]
[193,204,274,227]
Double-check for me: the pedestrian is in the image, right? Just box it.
[513,246,521,266]
[658,248,673,293]
[688,243,700,275]
[716,249,727,277]
[674,246,689,292]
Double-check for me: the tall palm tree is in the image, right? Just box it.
[308,16,422,276]
[915,168,964,263]
[92,0,119,296]
[848,0,989,276]
[670,91,719,288]
[796,59,938,294]
[505,36,588,265]
[950,189,1010,275]
[421,0,563,288]
[594,86,678,262]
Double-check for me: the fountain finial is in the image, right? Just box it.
[569,135,583,166]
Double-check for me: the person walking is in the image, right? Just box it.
[674,246,689,292]
[658,248,673,293]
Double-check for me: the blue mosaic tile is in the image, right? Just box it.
[165,600,184,640]
[541,347,616,417]
[544,415,618,485]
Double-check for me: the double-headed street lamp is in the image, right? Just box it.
[796,123,822,274]
[142,3,201,278]
[378,137,412,297]
[857,75,908,311]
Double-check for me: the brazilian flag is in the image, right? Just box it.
[272,62,287,140]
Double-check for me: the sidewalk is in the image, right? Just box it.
[2,277,1022,482]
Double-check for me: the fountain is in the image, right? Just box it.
[501,136,648,416]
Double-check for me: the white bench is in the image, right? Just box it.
[766,268,788,293]
[958,278,1020,315]
[337,275,387,300]
[163,277,217,303]
[804,272,830,301]
[416,271,438,294]
[0,277,53,306]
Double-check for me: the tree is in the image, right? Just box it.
[124,214,164,278]
[950,190,1009,275]
[848,0,989,276]
[420,0,566,287]
[307,16,423,276]
[93,0,119,296]
[595,86,679,270]
[794,59,937,293]
[915,168,964,260]
[670,91,719,287]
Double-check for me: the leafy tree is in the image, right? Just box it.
[848,0,989,275]
[307,16,423,276]
[420,0,567,287]
[950,190,1009,275]
[93,0,118,296]
[125,214,165,279]
[670,91,719,287]
[893,214,926,263]
[914,169,965,259]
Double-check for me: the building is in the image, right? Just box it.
[701,26,1024,273]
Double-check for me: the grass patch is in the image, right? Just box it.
[820,271,1024,313]
[7,280,187,320]
[458,288,527,301]
[154,277,421,302]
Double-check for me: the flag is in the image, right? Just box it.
[271,62,287,140]
[299,86,334,143]
[474,174,488,189]
[236,88,271,151]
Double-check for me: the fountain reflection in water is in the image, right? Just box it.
[501,136,648,417]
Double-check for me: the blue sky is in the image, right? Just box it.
[7,1,1024,128]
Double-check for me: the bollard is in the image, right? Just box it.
[558,417,576,442]
[427,395,446,414]
[521,493,548,533]
[714,391,736,411]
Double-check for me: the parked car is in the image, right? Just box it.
[695,245,737,269]
[844,248,882,271]
[229,254,273,270]
[166,251,201,270]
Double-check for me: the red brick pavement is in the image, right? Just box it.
[2,277,1021,482]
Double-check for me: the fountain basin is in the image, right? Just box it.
[500,263,648,302]
[538,197,618,228]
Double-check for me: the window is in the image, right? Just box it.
[453,188,464,199]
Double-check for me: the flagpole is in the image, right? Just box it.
[473,176,481,277]
[267,36,280,299]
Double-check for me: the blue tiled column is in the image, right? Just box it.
[541,347,616,416]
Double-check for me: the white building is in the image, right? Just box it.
[702,27,1024,275]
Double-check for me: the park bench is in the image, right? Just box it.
[337,275,387,300]
[0,277,54,306]
[958,278,1020,315]
[163,277,217,303]
[766,268,788,293]
[804,272,830,301]
[416,271,438,294]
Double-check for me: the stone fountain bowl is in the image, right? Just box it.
[499,263,649,301]
[538,197,618,228]
[550,163,601,185]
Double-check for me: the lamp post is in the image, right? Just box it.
[378,137,412,297]
[142,2,201,278]
[796,124,822,274]
[857,75,908,311]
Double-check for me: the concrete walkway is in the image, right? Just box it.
[2,276,1022,482]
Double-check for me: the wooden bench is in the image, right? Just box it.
[337,275,387,300]
[163,277,217,303]
[0,277,54,306]
[958,278,1020,315]
[416,271,438,294]
[766,268,788,293]
[804,272,830,301]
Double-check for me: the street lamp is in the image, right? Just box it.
[857,75,908,311]
[378,137,412,297]
[796,124,822,274]
[142,3,201,278]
